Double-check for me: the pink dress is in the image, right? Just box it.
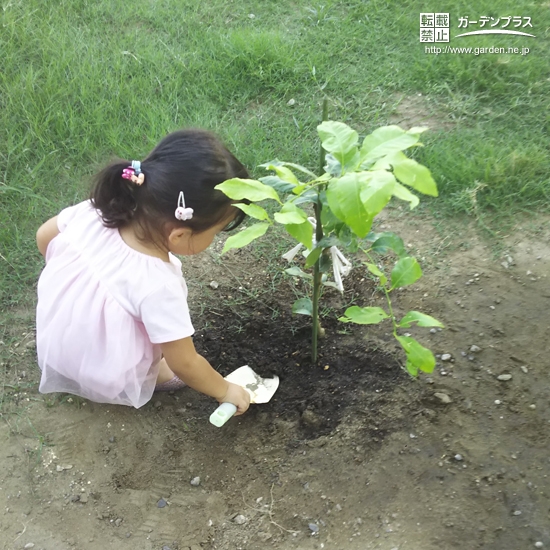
[36,201,194,408]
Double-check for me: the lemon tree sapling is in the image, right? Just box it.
[215,119,443,373]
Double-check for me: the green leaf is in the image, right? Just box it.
[398,311,444,328]
[390,257,422,289]
[260,160,318,180]
[359,171,396,216]
[359,126,426,166]
[285,220,313,249]
[324,154,342,177]
[292,184,307,195]
[339,306,389,325]
[393,158,438,197]
[372,151,436,197]
[318,251,332,273]
[274,203,308,225]
[392,181,420,209]
[395,335,436,375]
[293,188,319,206]
[263,164,300,185]
[215,178,281,203]
[304,246,323,268]
[221,223,270,253]
[285,267,312,280]
[368,232,407,257]
[370,151,405,171]
[365,262,388,286]
[318,121,360,171]
[292,297,313,316]
[326,173,374,238]
[233,203,270,221]
[259,175,296,194]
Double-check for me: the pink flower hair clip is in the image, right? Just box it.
[175,191,194,221]
[121,160,145,186]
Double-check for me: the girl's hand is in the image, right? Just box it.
[219,382,251,415]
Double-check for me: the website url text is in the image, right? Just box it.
[425,45,530,55]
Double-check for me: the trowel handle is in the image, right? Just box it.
[209,402,238,427]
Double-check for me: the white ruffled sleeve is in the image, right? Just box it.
[139,281,195,344]
[57,201,92,232]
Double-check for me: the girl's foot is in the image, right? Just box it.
[155,375,186,392]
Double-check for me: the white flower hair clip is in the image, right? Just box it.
[175,191,194,221]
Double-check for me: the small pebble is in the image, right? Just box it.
[470,345,481,353]
[157,498,168,508]
[287,98,296,106]
[520,366,528,373]
[529,404,536,410]
[308,523,319,534]
[454,454,463,461]
[430,328,437,334]
[512,510,522,516]
[115,518,123,527]
[154,401,162,409]
[441,354,452,361]
[497,374,512,381]
[233,514,247,525]
[209,281,219,289]
[24,544,35,549]
[494,400,501,405]
[434,392,452,404]
[190,476,201,486]
[535,542,544,548]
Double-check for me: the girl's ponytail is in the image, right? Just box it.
[90,129,250,247]
[90,160,139,228]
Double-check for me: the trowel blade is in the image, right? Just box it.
[224,365,279,404]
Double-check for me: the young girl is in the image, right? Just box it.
[35,129,251,414]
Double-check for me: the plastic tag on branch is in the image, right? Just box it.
[282,218,352,292]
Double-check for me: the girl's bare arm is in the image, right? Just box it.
[36,216,60,258]
[160,337,250,414]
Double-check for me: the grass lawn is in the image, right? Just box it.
[1,0,549,307]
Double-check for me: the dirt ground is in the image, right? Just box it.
[1,211,549,550]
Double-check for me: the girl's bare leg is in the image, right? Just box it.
[155,358,177,384]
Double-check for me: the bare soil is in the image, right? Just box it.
[1,212,549,550]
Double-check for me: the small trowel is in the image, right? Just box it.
[209,365,279,427]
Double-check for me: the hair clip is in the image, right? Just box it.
[175,191,194,221]
[121,160,145,185]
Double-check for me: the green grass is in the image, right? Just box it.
[1,0,549,307]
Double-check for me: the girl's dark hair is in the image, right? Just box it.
[90,129,249,247]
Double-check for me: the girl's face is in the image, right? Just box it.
[168,210,239,256]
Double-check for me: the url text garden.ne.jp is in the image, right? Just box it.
[425,45,530,56]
